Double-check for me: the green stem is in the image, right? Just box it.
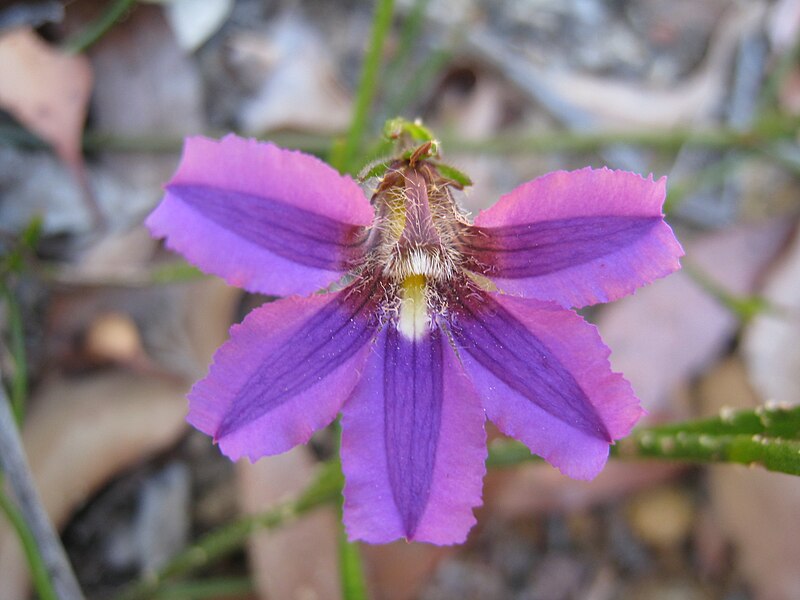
[63,0,138,54]
[113,460,343,600]
[2,115,798,159]
[330,0,396,173]
[334,443,368,600]
[337,523,369,600]
[758,39,800,113]
[489,405,800,476]
[0,386,84,599]
[153,577,253,600]
[1,284,27,423]
[682,259,769,323]
[439,115,800,155]
[617,432,800,475]
[0,484,58,600]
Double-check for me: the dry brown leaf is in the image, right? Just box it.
[0,27,92,170]
[363,542,454,600]
[46,276,240,381]
[0,371,189,600]
[700,359,800,600]
[484,461,684,520]
[163,0,234,52]
[231,14,352,134]
[84,3,203,196]
[540,3,765,128]
[237,447,340,600]
[597,220,791,419]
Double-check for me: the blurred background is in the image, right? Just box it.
[1,0,800,598]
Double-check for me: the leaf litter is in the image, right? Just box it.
[1,0,800,598]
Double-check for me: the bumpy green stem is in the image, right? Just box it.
[490,405,800,476]
[618,431,800,474]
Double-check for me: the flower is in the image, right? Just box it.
[146,132,683,545]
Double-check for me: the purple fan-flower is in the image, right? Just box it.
[146,133,683,545]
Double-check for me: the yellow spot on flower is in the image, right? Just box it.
[398,274,428,340]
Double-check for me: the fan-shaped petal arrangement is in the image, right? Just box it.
[147,133,683,544]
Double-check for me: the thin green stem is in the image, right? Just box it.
[1,284,27,423]
[489,405,800,476]
[333,438,368,600]
[0,386,84,599]
[758,39,800,113]
[63,0,138,54]
[440,116,799,155]
[385,46,452,118]
[682,259,769,323]
[330,0,396,173]
[113,460,343,600]
[153,577,253,600]
[337,522,369,600]
[2,115,798,159]
[0,484,58,600]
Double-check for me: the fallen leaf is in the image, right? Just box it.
[0,27,92,171]
[536,3,766,128]
[484,461,685,519]
[231,13,352,134]
[0,371,189,600]
[84,3,203,196]
[0,146,156,236]
[47,276,239,381]
[743,227,800,404]
[597,220,792,418]
[700,358,800,600]
[237,447,340,600]
[363,543,452,600]
[162,0,234,52]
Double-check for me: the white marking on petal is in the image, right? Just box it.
[397,275,429,340]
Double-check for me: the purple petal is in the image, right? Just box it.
[468,167,683,308]
[341,325,486,544]
[449,291,643,479]
[146,135,374,296]
[189,286,380,462]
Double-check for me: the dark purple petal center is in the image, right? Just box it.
[449,291,612,442]
[215,283,381,439]
[383,325,444,538]
[464,216,661,278]
[168,183,369,270]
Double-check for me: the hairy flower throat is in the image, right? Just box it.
[370,161,470,339]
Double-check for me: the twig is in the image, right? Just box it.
[0,385,85,600]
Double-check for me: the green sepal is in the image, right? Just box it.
[432,161,473,188]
